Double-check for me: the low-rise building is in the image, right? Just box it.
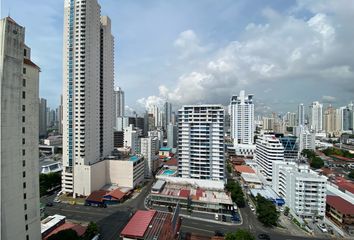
[272,161,327,219]
[43,135,63,146]
[148,178,232,213]
[120,210,181,240]
[326,195,354,235]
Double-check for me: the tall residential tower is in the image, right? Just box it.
[0,17,41,240]
[178,105,225,181]
[230,90,254,145]
[62,0,114,196]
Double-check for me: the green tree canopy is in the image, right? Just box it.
[310,157,324,169]
[39,172,61,196]
[256,194,279,227]
[225,229,255,240]
[47,229,80,240]
[82,222,99,240]
[349,169,354,180]
[225,179,245,207]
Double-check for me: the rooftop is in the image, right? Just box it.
[160,147,172,152]
[120,210,156,238]
[326,195,354,214]
[41,214,66,234]
[156,182,232,205]
[335,177,354,194]
[234,165,255,174]
[43,222,86,240]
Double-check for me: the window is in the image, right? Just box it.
[23,193,26,199]
[22,138,25,145]
[25,224,28,231]
[22,116,25,123]
[23,182,26,189]
[26,235,29,240]
[22,91,26,99]
[22,105,25,112]
[23,171,26,178]
[22,127,25,134]
[24,49,27,57]
[23,79,26,87]
[23,160,26,167]
[24,204,27,210]
[23,68,26,74]
[22,149,25,156]
[25,214,28,221]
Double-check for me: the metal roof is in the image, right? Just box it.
[120,210,156,238]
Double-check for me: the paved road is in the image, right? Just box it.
[43,181,153,240]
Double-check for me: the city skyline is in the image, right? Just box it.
[1,0,353,112]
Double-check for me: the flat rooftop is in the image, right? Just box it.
[156,182,233,205]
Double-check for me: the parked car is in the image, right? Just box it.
[53,197,60,203]
[249,205,255,211]
[317,223,328,233]
[214,213,219,220]
[258,233,270,239]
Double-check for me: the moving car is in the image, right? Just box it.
[215,213,219,220]
[317,223,328,233]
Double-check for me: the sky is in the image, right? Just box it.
[2,0,354,115]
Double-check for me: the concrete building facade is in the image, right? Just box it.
[255,134,284,181]
[178,105,225,181]
[230,90,254,145]
[62,0,114,196]
[0,17,41,240]
[272,161,327,219]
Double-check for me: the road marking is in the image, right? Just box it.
[182,225,215,234]
[54,208,108,216]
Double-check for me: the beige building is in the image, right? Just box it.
[0,17,41,240]
[62,0,115,196]
[324,105,336,134]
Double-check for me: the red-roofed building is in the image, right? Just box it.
[234,165,255,174]
[120,210,181,240]
[335,177,354,194]
[103,188,129,203]
[179,189,190,198]
[326,195,354,234]
[43,222,87,240]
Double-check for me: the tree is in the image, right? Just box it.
[301,149,316,159]
[39,172,61,196]
[225,229,255,240]
[310,157,324,169]
[225,179,245,208]
[47,229,80,240]
[256,194,279,227]
[227,163,232,173]
[284,206,290,216]
[349,170,354,180]
[83,222,99,240]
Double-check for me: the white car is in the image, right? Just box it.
[215,213,219,220]
[317,223,328,233]
[249,205,255,211]
[53,197,61,203]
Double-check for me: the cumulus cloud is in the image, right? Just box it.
[322,95,336,103]
[137,95,165,112]
[140,1,354,109]
[174,29,207,59]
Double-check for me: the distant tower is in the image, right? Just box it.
[298,103,305,126]
[309,101,323,132]
[230,90,254,144]
[114,86,125,117]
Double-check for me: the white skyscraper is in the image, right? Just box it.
[272,161,327,219]
[124,124,139,154]
[309,101,323,132]
[62,0,114,196]
[0,17,41,240]
[167,123,177,148]
[298,103,305,126]
[178,105,225,180]
[114,86,125,119]
[255,134,284,181]
[230,90,254,145]
[140,136,158,178]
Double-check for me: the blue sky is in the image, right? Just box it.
[2,0,354,115]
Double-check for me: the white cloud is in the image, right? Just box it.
[174,29,207,59]
[137,95,165,111]
[322,95,336,103]
[141,2,354,108]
